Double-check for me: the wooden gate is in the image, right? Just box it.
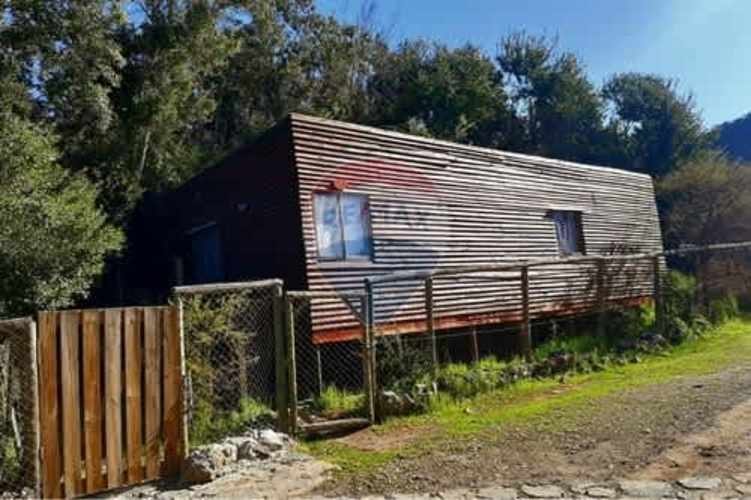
[37,306,185,498]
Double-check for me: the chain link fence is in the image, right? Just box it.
[0,318,39,498]
[365,243,751,419]
[174,280,282,447]
[286,291,375,435]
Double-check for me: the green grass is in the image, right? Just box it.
[313,386,365,418]
[304,317,751,473]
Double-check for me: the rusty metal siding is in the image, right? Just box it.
[288,114,663,342]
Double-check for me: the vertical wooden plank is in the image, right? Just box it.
[143,308,162,479]
[104,309,123,490]
[163,306,184,475]
[124,308,143,483]
[361,296,375,425]
[519,267,532,358]
[60,310,83,497]
[470,327,480,363]
[653,256,664,337]
[38,312,62,499]
[82,310,104,494]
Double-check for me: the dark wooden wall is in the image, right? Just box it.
[288,114,664,343]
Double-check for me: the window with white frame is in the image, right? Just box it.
[550,210,585,256]
[314,192,373,261]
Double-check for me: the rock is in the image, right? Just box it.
[732,473,751,484]
[679,477,723,490]
[236,438,260,460]
[586,486,617,498]
[438,488,472,499]
[619,479,674,497]
[182,442,238,483]
[258,429,286,451]
[735,484,751,495]
[475,486,517,499]
[520,484,564,498]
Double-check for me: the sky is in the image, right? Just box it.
[316,0,751,127]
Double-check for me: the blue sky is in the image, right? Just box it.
[316,0,751,127]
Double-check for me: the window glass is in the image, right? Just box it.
[552,211,583,255]
[341,194,371,258]
[314,193,344,260]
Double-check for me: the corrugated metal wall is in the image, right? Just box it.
[289,114,663,343]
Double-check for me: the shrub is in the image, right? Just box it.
[708,295,739,324]
[434,357,507,399]
[190,397,273,446]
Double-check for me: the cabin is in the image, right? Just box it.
[165,113,663,345]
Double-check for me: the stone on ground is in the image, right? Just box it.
[618,479,674,497]
[475,486,518,499]
[585,486,617,498]
[520,484,564,498]
[678,477,723,490]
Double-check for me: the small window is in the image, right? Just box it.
[550,210,585,256]
[314,192,373,261]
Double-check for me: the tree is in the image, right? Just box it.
[497,32,607,164]
[603,73,713,177]
[369,40,511,145]
[658,151,751,247]
[0,115,122,317]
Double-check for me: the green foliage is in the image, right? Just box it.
[708,295,740,324]
[183,294,267,444]
[603,73,713,177]
[312,386,365,418]
[433,357,509,400]
[658,152,751,247]
[0,115,122,317]
[190,397,273,447]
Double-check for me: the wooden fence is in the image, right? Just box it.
[37,306,184,498]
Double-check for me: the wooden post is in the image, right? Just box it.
[361,296,375,425]
[596,258,607,337]
[17,319,41,497]
[365,279,380,422]
[653,256,664,336]
[315,346,323,396]
[470,327,479,363]
[425,278,438,368]
[518,266,532,358]
[285,296,298,435]
[272,283,289,433]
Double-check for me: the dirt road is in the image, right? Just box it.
[321,363,751,496]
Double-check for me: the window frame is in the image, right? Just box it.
[313,191,374,263]
[548,210,586,257]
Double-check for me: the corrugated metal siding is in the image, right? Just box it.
[289,114,663,343]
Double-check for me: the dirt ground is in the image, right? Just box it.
[321,363,751,496]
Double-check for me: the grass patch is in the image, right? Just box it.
[306,317,751,472]
[313,386,365,418]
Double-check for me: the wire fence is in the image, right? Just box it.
[286,291,375,435]
[174,280,282,447]
[363,243,751,417]
[0,318,38,498]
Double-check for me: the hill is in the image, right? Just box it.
[717,113,751,162]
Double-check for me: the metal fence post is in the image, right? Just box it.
[27,319,40,497]
[176,297,190,458]
[361,295,375,425]
[519,266,532,358]
[285,296,298,435]
[272,283,289,433]
[425,277,438,368]
[653,255,664,336]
